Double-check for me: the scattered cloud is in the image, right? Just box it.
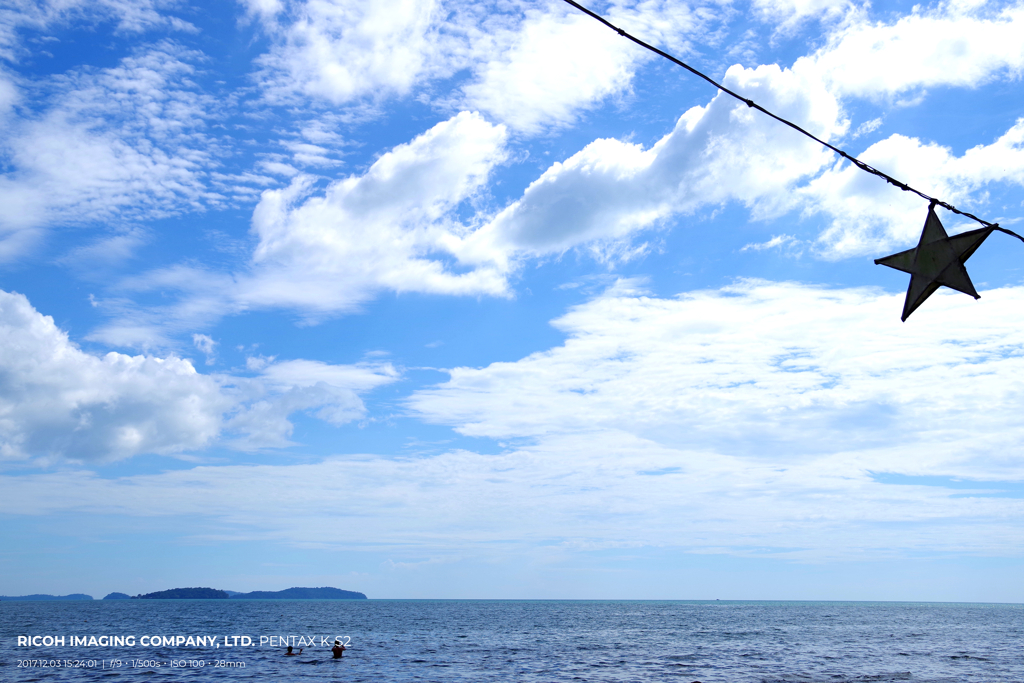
[192,333,217,365]
[800,1,1024,99]
[250,0,452,105]
[222,359,398,449]
[741,233,800,251]
[850,116,881,139]
[54,228,149,271]
[192,333,216,355]
[5,280,1024,560]
[407,279,1024,459]
[461,62,843,263]
[0,42,229,260]
[0,0,197,63]
[0,289,228,464]
[248,0,714,134]
[806,119,1024,256]
[751,0,859,31]
[462,1,703,134]
[87,111,511,347]
[0,289,398,464]
[240,111,511,313]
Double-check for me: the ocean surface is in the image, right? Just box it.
[1,600,1022,682]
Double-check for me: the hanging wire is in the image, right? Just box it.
[559,0,1024,240]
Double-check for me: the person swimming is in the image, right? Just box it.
[331,640,346,659]
[285,645,302,656]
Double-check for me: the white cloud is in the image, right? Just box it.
[252,0,449,105]
[461,62,844,264]
[751,0,859,32]
[0,289,228,464]
[0,43,226,260]
[741,233,800,251]
[0,0,196,63]
[408,279,1024,472]
[249,0,711,134]
[805,119,1024,256]
[462,1,702,133]
[54,229,149,270]
[850,116,882,139]
[800,2,1024,99]
[222,358,398,449]
[236,111,511,313]
[4,436,1022,560]
[192,333,216,365]
[192,333,216,355]
[0,290,398,463]
[87,63,848,345]
[0,68,18,116]
[87,265,238,349]
[4,282,1024,560]
[226,359,399,448]
[401,280,1024,556]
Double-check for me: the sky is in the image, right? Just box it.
[1,0,1024,602]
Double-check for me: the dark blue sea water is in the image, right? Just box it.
[1,600,1021,682]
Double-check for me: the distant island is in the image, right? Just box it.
[134,587,229,599]
[230,587,367,600]
[0,593,92,601]
[2,586,367,600]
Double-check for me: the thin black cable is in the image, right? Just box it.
[560,0,1004,232]
[993,226,1024,243]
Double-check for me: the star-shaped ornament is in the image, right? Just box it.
[875,205,993,321]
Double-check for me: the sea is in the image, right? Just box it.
[1,600,1022,682]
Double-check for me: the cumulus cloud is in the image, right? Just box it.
[800,1,1024,99]
[461,62,843,264]
[57,1,1024,346]
[251,0,451,104]
[249,0,711,134]
[0,290,398,464]
[462,0,702,133]
[0,289,228,464]
[86,110,511,347]
[239,111,511,312]
[805,119,1024,256]
[89,62,847,345]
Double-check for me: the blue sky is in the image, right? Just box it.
[2,0,1024,601]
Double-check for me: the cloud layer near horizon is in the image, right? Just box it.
[4,280,1023,562]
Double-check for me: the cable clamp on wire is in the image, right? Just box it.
[744,99,754,108]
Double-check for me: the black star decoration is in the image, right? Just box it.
[874,204,994,321]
